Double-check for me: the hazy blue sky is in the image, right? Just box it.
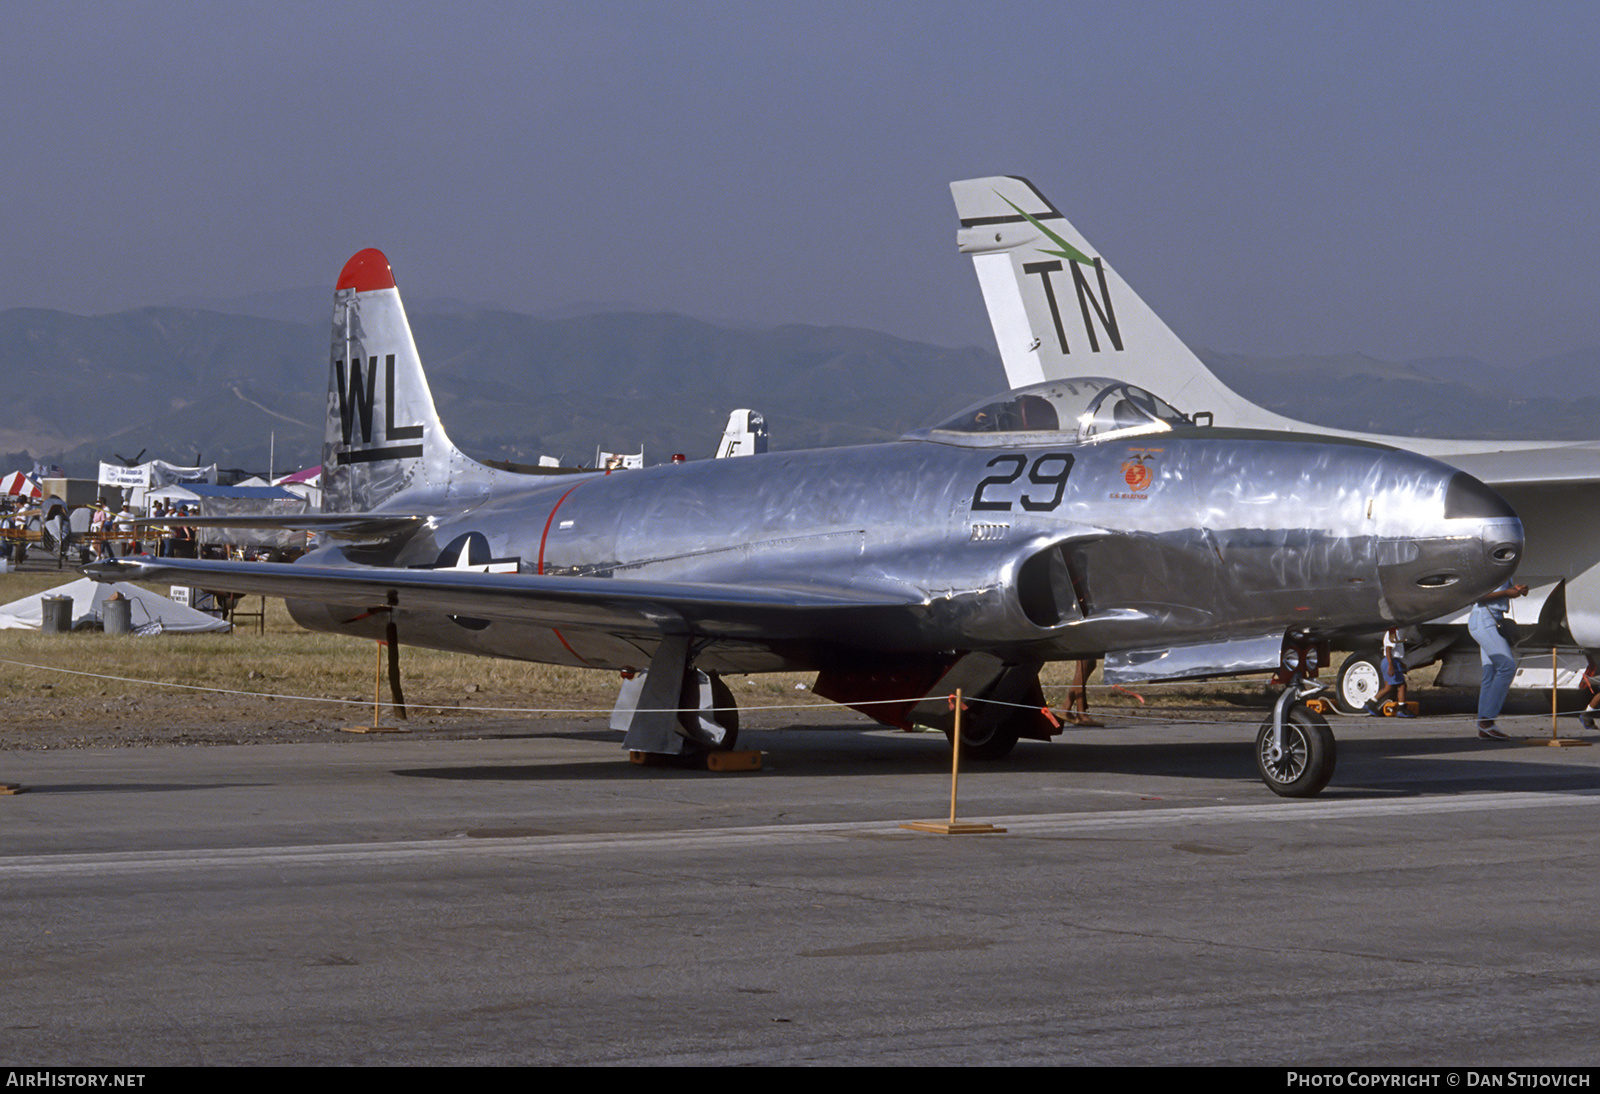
[3,1,1596,365]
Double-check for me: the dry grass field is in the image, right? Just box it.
[0,565,1291,752]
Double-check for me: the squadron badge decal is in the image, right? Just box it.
[1114,449,1161,499]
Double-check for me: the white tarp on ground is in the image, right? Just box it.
[0,578,232,633]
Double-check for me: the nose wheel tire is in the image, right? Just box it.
[1255,706,1337,797]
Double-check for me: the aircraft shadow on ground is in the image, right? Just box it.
[389,719,1597,796]
[1325,731,1600,796]
[391,725,955,783]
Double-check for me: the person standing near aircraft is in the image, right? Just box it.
[1470,582,1529,739]
[1063,659,1101,726]
[1577,662,1600,732]
[150,501,168,557]
[114,502,140,557]
[0,500,16,562]
[1364,628,1414,718]
[172,507,196,559]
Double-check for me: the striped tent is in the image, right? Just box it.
[0,471,42,498]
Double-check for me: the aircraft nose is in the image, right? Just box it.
[1441,470,1523,577]
[1377,471,1522,620]
[1443,469,1522,563]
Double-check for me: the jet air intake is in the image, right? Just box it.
[1015,544,1083,628]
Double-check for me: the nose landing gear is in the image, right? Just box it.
[1257,636,1338,797]
[1256,702,1337,797]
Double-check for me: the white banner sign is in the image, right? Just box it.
[98,463,148,488]
[98,461,216,490]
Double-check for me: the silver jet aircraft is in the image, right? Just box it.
[90,246,1522,796]
[950,174,1593,709]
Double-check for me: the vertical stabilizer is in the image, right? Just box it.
[714,409,769,458]
[321,249,475,513]
[950,176,1297,429]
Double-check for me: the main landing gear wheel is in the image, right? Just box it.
[1255,706,1337,798]
[703,672,739,751]
[944,706,1023,761]
[1335,653,1382,714]
[679,671,739,753]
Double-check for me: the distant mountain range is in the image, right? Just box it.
[3,301,1596,480]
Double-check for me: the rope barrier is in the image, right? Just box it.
[0,653,1261,724]
[0,655,1085,718]
[7,653,1591,727]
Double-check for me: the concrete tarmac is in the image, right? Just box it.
[3,708,1598,1066]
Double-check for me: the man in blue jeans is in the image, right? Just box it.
[1469,581,1529,739]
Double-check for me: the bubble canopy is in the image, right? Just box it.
[913,378,1194,445]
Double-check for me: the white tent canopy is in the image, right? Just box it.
[0,578,232,633]
[144,485,201,505]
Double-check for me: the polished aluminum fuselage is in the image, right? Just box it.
[290,425,1522,675]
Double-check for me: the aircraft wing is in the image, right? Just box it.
[1428,442,1600,488]
[84,557,920,641]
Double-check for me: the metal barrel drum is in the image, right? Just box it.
[103,595,132,636]
[40,595,72,634]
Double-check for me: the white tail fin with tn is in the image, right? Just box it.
[950,176,1298,429]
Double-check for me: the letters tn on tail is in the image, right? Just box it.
[949,175,1291,426]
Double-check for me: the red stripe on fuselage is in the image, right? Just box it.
[537,481,594,665]
[536,481,588,575]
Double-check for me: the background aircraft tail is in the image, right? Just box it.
[321,249,478,513]
[714,409,769,458]
[950,176,1298,429]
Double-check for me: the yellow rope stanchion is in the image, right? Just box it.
[901,689,1005,835]
[343,641,403,734]
[1546,646,1589,748]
